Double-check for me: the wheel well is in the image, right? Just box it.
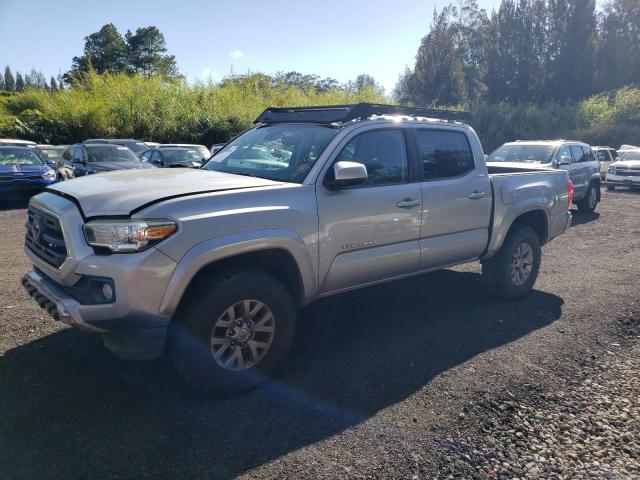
[182,249,305,307]
[511,210,548,244]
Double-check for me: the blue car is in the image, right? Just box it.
[0,146,57,199]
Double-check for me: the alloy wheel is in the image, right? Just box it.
[210,299,276,371]
[510,242,533,286]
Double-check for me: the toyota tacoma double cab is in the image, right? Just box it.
[21,104,573,395]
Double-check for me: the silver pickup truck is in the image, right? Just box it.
[21,104,572,394]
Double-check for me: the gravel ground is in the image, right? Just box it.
[0,189,639,479]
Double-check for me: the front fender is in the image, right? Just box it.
[158,229,317,317]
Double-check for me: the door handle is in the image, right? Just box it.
[467,191,486,200]
[397,198,420,208]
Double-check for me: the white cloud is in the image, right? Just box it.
[201,68,218,78]
[228,50,245,59]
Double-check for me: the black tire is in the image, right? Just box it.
[577,183,599,213]
[607,185,615,192]
[482,225,541,300]
[171,269,296,396]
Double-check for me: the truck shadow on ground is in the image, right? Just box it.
[0,198,30,211]
[571,210,600,226]
[1,269,563,479]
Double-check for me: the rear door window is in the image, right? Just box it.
[416,130,475,180]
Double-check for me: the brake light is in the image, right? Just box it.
[567,180,574,210]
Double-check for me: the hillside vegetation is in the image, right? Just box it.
[0,73,638,152]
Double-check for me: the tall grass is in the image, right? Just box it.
[0,72,387,145]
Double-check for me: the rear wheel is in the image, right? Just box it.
[577,183,599,213]
[171,269,296,396]
[482,225,541,300]
[607,185,615,192]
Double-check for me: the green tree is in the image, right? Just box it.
[69,23,128,77]
[15,72,25,91]
[448,0,490,103]
[346,74,385,95]
[0,70,4,91]
[25,68,47,89]
[545,0,596,100]
[50,76,58,92]
[484,0,546,102]
[125,26,178,77]
[401,9,468,105]
[594,0,640,92]
[4,66,15,91]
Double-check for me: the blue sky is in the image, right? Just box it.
[0,0,501,93]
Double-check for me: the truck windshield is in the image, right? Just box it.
[619,151,640,161]
[203,124,338,182]
[488,144,556,164]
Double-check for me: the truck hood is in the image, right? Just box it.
[611,160,640,168]
[47,168,284,217]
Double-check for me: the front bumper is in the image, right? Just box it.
[0,178,56,198]
[23,244,178,359]
[606,173,640,186]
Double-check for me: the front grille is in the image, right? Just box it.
[25,206,67,268]
[0,175,43,182]
[614,168,640,177]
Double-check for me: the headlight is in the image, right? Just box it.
[83,219,177,253]
[191,161,202,167]
[43,168,56,179]
[608,165,615,173]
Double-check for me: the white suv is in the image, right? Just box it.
[606,149,640,191]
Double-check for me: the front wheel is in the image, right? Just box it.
[482,225,541,300]
[577,183,599,213]
[171,269,296,396]
[607,184,615,192]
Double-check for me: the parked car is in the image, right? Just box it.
[159,143,210,159]
[36,145,67,178]
[0,146,57,199]
[21,104,572,395]
[488,140,601,213]
[83,139,150,156]
[140,147,205,168]
[0,139,37,148]
[592,146,618,179]
[58,143,154,179]
[606,150,640,191]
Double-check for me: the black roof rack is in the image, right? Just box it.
[254,103,471,125]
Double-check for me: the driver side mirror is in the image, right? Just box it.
[557,155,572,166]
[326,161,368,190]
